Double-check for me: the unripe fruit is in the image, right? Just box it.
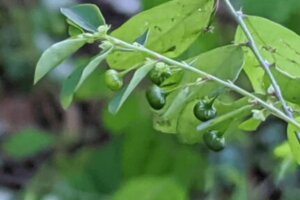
[203,130,225,152]
[146,85,166,110]
[149,62,172,86]
[193,100,217,121]
[104,69,123,91]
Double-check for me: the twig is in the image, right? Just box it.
[223,0,300,141]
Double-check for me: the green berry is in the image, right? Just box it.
[105,69,123,91]
[149,62,172,86]
[193,100,217,121]
[146,85,166,110]
[203,130,225,152]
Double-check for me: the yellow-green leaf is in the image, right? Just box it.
[107,0,215,70]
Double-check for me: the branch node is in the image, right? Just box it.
[236,9,246,18]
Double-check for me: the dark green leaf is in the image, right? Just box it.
[142,0,172,10]
[56,141,122,194]
[61,4,106,33]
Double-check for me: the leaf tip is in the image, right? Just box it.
[60,7,68,15]
[61,99,71,110]
[108,103,118,115]
[33,71,42,85]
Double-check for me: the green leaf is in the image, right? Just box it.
[75,68,111,101]
[287,119,300,164]
[274,142,292,159]
[153,45,244,137]
[60,48,112,109]
[67,19,84,37]
[3,129,55,159]
[153,87,190,134]
[263,66,300,105]
[235,16,300,94]
[56,141,122,194]
[238,118,262,132]
[108,62,155,114]
[60,65,85,109]
[75,48,113,92]
[34,38,86,84]
[107,0,215,70]
[112,177,188,200]
[103,93,151,135]
[61,4,106,33]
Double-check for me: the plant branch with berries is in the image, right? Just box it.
[34,0,300,162]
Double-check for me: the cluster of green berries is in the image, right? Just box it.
[104,62,225,152]
[146,62,172,110]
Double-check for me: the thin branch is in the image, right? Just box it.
[105,35,300,129]
[223,0,300,142]
[223,0,293,118]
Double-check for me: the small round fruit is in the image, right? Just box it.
[146,85,166,110]
[193,100,217,121]
[149,62,172,85]
[203,130,225,152]
[105,69,123,91]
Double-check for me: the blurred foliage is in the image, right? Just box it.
[0,0,300,200]
[2,129,55,159]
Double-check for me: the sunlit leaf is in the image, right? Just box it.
[235,16,300,94]
[264,66,300,104]
[107,0,215,69]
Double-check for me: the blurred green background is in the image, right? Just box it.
[0,0,299,199]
